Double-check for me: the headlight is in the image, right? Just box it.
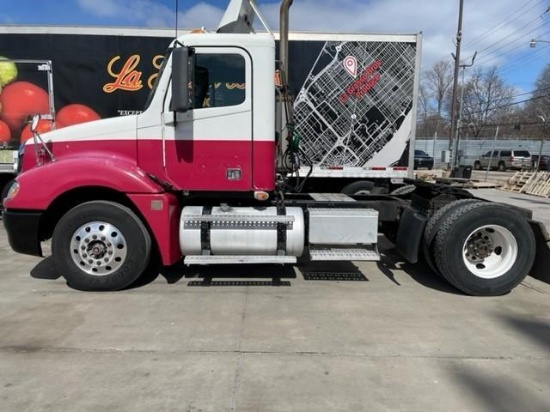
[4,181,20,203]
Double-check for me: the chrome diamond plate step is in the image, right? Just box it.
[184,255,297,265]
[309,248,380,261]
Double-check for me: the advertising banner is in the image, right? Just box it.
[0,30,418,167]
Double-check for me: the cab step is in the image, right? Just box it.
[184,255,297,265]
[308,247,380,261]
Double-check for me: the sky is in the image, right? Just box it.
[1,0,550,96]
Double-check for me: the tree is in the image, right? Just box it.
[417,60,453,137]
[425,60,453,117]
[523,63,550,139]
[458,66,515,138]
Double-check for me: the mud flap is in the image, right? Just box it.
[528,220,550,285]
[394,206,427,264]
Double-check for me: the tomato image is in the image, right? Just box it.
[56,104,100,126]
[20,119,57,144]
[0,119,11,143]
[0,81,49,136]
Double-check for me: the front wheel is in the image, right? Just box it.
[433,202,535,296]
[473,161,481,170]
[52,201,152,291]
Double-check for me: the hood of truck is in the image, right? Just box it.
[20,115,140,173]
[25,115,138,145]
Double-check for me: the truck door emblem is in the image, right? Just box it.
[343,56,358,78]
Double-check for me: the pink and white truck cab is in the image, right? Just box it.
[3,0,545,296]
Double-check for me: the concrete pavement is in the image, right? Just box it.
[0,190,549,411]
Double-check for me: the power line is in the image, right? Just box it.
[421,3,548,79]
[463,0,541,49]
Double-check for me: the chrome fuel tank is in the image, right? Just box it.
[180,206,305,256]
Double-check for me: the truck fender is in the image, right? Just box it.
[394,206,427,264]
[7,155,164,210]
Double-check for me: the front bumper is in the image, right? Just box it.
[3,210,43,256]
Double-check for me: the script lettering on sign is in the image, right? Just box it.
[103,54,165,93]
[147,55,164,89]
[103,55,143,93]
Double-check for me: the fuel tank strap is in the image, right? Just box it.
[201,206,212,255]
[277,204,287,255]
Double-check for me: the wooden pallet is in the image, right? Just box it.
[525,172,550,197]
[501,171,550,197]
[501,171,537,193]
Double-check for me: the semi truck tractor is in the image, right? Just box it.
[2,0,547,296]
[0,24,420,197]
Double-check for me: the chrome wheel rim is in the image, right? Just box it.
[462,225,518,279]
[70,221,127,276]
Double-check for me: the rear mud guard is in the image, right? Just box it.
[394,206,427,264]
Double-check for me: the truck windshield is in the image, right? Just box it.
[144,47,172,111]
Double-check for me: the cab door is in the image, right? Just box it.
[163,47,252,191]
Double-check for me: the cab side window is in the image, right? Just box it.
[193,54,246,109]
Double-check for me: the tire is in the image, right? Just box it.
[422,199,482,275]
[52,201,152,291]
[498,162,506,172]
[341,181,375,195]
[473,161,481,170]
[433,202,536,296]
[389,184,416,196]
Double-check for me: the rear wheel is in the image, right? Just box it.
[433,202,535,296]
[389,184,416,196]
[52,201,152,291]
[422,199,481,275]
[498,161,506,171]
[341,181,375,195]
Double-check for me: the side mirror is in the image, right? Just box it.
[171,47,193,112]
[30,114,41,132]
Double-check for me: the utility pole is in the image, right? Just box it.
[452,51,477,170]
[449,0,464,171]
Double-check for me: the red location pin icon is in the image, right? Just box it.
[343,56,358,78]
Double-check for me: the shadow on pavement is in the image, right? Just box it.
[447,313,550,412]
[158,262,297,287]
[447,363,549,412]
[497,312,550,350]
[378,237,462,295]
